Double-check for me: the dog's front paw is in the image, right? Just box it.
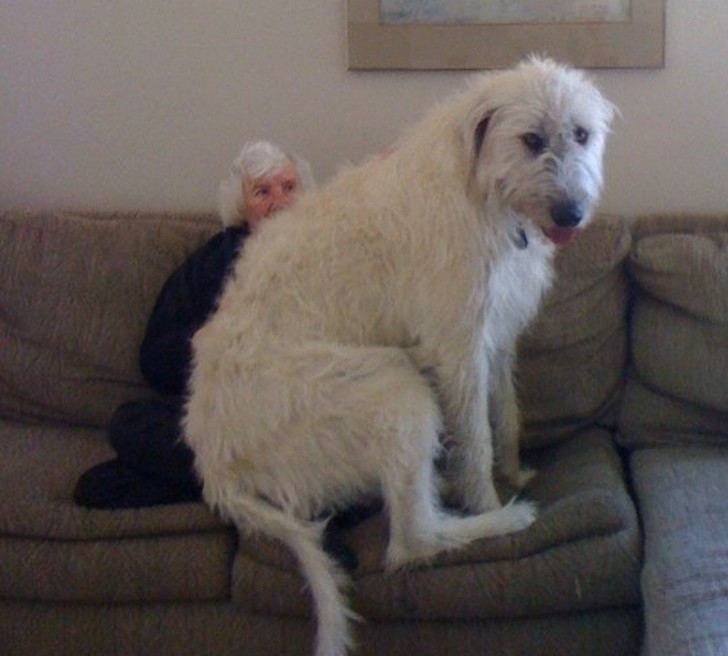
[460,496,500,516]
[496,467,537,496]
[461,478,503,515]
[440,475,501,515]
[514,468,536,489]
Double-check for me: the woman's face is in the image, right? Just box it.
[241,161,303,232]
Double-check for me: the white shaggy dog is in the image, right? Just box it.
[184,57,614,656]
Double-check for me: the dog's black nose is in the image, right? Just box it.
[550,201,583,228]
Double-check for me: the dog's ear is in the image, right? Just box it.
[464,107,495,203]
[464,106,493,163]
[472,114,490,161]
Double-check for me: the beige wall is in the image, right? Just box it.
[1,1,727,216]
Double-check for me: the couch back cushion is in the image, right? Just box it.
[619,215,728,447]
[0,211,630,443]
[518,215,631,448]
[0,211,217,426]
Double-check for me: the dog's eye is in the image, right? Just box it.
[573,126,590,145]
[521,132,546,155]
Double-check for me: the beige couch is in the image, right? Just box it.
[1,210,725,656]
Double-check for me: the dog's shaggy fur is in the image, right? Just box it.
[184,57,615,656]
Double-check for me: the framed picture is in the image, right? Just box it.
[347,0,664,70]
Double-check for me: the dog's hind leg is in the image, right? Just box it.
[369,366,536,570]
[384,459,537,570]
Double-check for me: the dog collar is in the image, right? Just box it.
[511,227,528,250]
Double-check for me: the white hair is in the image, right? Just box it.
[217,140,316,227]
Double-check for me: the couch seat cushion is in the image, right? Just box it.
[0,420,234,603]
[631,447,728,656]
[233,429,642,621]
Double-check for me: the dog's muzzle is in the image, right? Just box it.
[544,200,585,246]
[549,200,584,228]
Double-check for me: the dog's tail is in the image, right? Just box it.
[216,493,359,656]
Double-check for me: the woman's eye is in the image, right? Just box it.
[521,132,546,154]
[574,126,590,145]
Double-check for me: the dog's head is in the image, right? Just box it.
[464,57,616,245]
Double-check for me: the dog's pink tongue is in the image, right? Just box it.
[544,227,578,246]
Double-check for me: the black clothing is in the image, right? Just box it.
[140,226,248,395]
[73,458,202,509]
[74,227,247,508]
[109,398,195,483]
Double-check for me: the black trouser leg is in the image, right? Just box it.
[108,397,197,486]
[73,397,201,509]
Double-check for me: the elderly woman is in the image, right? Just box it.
[218,140,314,233]
[75,141,314,509]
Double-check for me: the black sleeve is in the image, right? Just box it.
[139,228,246,394]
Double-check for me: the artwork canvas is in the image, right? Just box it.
[381,0,631,25]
